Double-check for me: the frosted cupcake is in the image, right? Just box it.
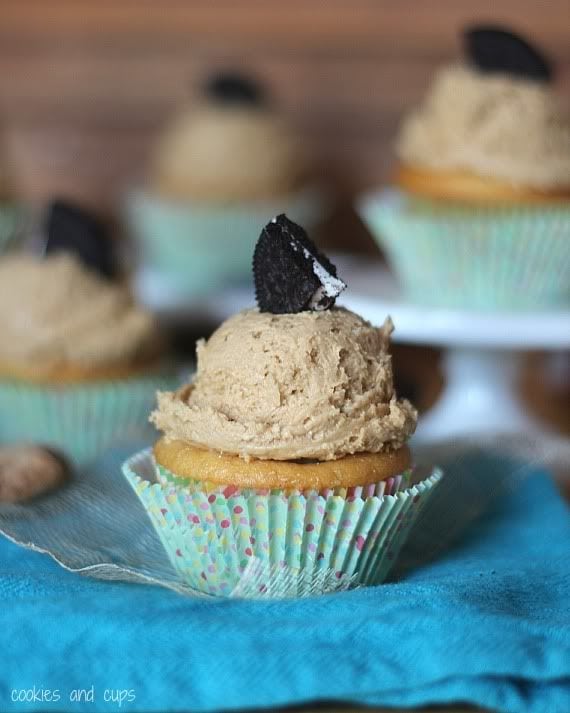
[126,72,325,299]
[0,202,176,465]
[152,74,305,202]
[0,253,161,383]
[360,26,570,310]
[123,215,442,598]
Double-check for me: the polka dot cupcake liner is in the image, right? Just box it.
[122,448,443,599]
[358,189,570,311]
[0,371,178,467]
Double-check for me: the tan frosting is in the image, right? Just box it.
[0,253,160,369]
[151,308,417,461]
[152,105,305,201]
[397,65,570,190]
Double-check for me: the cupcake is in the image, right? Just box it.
[152,74,305,202]
[0,201,176,465]
[359,26,570,310]
[126,72,326,300]
[123,215,442,598]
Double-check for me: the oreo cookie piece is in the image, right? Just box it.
[203,71,267,108]
[44,199,117,279]
[253,214,346,314]
[464,25,552,82]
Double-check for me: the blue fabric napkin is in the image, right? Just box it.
[0,452,569,713]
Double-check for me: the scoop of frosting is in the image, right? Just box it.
[0,253,160,369]
[152,104,305,201]
[151,308,416,461]
[397,65,570,190]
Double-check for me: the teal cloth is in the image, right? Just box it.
[0,453,569,713]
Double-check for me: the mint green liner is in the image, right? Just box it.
[358,189,570,311]
[0,372,177,466]
[123,448,443,599]
[125,186,327,298]
[0,203,26,254]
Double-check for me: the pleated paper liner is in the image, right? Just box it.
[358,188,570,311]
[0,372,178,467]
[123,448,443,599]
[124,185,327,299]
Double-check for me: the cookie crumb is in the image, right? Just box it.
[0,445,70,504]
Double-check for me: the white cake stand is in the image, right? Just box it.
[134,256,570,443]
[337,257,570,443]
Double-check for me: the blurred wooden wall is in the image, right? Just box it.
[0,0,569,247]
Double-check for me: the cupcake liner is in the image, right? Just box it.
[0,372,178,466]
[124,186,327,299]
[358,189,570,310]
[0,203,26,254]
[123,448,442,599]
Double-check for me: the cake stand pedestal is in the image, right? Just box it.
[394,347,542,441]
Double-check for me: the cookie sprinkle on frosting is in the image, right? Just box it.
[253,214,346,314]
[203,72,268,108]
[464,25,553,82]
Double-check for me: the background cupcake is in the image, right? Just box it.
[0,201,177,466]
[152,74,305,202]
[126,71,326,301]
[123,216,442,598]
[360,26,570,310]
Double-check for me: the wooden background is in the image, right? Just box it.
[0,12,569,708]
[1,1,568,438]
[0,0,569,248]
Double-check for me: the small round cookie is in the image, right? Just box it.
[0,445,70,503]
[154,438,411,491]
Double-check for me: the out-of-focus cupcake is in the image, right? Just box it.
[152,74,305,202]
[126,72,326,300]
[359,26,570,310]
[123,216,442,599]
[0,201,177,465]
